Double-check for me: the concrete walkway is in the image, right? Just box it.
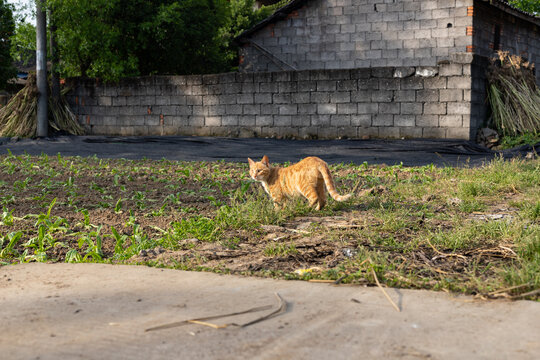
[1,263,539,359]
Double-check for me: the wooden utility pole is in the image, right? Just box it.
[36,0,48,137]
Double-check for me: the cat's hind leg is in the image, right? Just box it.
[302,185,323,210]
[316,178,327,210]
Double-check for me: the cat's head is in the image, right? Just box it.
[248,155,271,181]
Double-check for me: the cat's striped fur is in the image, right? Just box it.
[248,155,352,210]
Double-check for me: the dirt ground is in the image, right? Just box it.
[1,263,539,360]
[1,136,539,359]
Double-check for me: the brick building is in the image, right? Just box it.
[236,0,540,86]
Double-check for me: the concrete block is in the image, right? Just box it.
[317,80,337,91]
[439,63,463,76]
[298,127,319,139]
[337,80,357,91]
[416,115,439,127]
[371,91,393,102]
[400,127,423,138]
[298,103,317,114]
[186,96,202,106]
[255,115,274,126]
[261,104,279,115]
[417,89,440,102]
[225,105,243,115]
[373,114,393,126]
[380,103,400,114]
[273,115,292,127]
[290,92,310,104]
[205,116,222,126]
[351,114,372,127]
[176,106,193,116]
[311,114,331,126]
[424,77,447,89]
[330,115,351,126]
[447,102,471,114]
[358,78,379,90]
[377,127,400,138]
[440,115,463,127]
[278,82,298,93]
[237,94,254,104]
[394,90,416,102]
[278,104,298,115]
[337,126,358,139]
[317,127,338,139]
[401,102,423,115]
[317,103,337,114]
[447,76,471,89]
[424,103,447,115]
[337,103,357,114]
[446,127,471,139]
[358,103,378,114]
[254,93,273,104]
[310,92,330,103]
[260,82,279,93]
[394,115,416,127]
[192,106,205,116]
[422,127,446,138]
[273,93,292,104]
[330,92,351,103]
[440,89,463,102]
[241,83,258,94]
[243,105,261,115]
[402,77,424,90]
[298,81,317,92]
[219,94,237,105]
[379,79,400,90]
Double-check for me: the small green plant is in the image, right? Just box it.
[263,243,298,257]
[0,231,23,258]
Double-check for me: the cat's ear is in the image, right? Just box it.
[261,155,269,167]
[248,157,254,165]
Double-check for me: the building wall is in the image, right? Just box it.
[472,0,540,85]
[66,54,484,140]
[239,0,474,72]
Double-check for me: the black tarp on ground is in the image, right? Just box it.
[0,135,538,167]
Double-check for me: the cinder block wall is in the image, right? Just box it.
[239,0,474,72]
[472,0,540,85]
[66,53,486,140]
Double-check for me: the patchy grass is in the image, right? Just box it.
[0,151,539,300]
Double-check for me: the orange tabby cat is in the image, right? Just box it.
[248,155,352,210]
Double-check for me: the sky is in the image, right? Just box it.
[6,0,35,23]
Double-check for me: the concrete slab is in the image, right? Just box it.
[1,263,538,359]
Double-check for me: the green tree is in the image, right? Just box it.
[508,0,540,15]
[0,0,16,89]
[9,21,35,66]
[47,0,232,80]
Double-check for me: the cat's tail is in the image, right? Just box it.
[319,165,353,202]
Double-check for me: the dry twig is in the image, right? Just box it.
[145,292,286,332]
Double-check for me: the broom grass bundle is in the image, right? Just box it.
[487,51,540,137]
[0,73,84,137]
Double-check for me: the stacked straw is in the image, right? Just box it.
[0,73,84,137]
[487,51,540,137]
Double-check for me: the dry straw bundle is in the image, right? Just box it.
[0,74,84,137]
[487,51,540,137]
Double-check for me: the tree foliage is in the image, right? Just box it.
[6,0,274,81]
[46,0,235,80]
[0,0,16,89]
[508,0,540,15]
